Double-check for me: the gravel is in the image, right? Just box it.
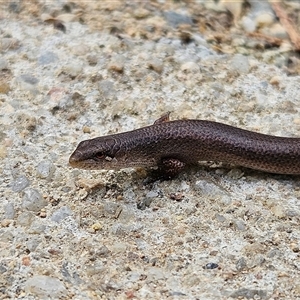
[1,1,300,299]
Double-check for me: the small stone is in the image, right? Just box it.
[211,82,224,92]
[63,63,83,78]
[181,61,200,73]
[147,267,165,280]
[118,207,135,223]
[255,13,274,28]
[230,54,250,74]
[22,188,48,212]
[19,74,39,85]
[0,230,14,242]
[0,82,10,94]
[82,126,91,133]
[1,219,12,227]
[38,51,58,65]
[294,284,300,295]
[8,1,22,13]
[230,288,267,299]
[15,113,37,131]
[17,211,35,227]
[0,38,20,51]
[11,175,30,192]
[86,54,98,66]
[134,8,150,19]
[91,223,102,231]
[147,58,163,73]
[72,44,90,56]
[241,16,256,33]
[248,254,265,268]
[267,23,288,39]
[232,38,245,47]
[0,58,8,70]
[0,265,7,273]
[204,262,218,269]
[108,55,125,73]
[51,206,72,223]
[4,203,15,219]
[25,275,67,298]
[215,214,227,223]
[26,237,42,252]
[164,11,193,28]
[98,80,116,99]
[233,219,246,231]
[28,220,46,234]
[227,168,244,179]
[271,205,286,218]
[269,76,281,86]
[236,257,247,271]
[194,180,231,204]
[0,145,7,158]
[36,160,55,180]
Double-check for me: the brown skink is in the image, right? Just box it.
[69,113,300,178]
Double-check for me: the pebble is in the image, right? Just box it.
[230,54,250,74]
[22,188,48,212]
[0,230,14,242]
[221,0,243,22]
[36,160,55,180]
[28,220,46,234]
[204,262,218,270]
[16,211,35,227]
[38,51,58,65]
[266,23,288,39]
[236,257,247,272]
[4,203,15,219]
[164,11,193,28]
[16,74,39,92]
[98,80,117,99]
[0,58,8,70]
[51,206,72,223]
[147,267,165,281]
[26,237,42,252]
[19,74,39,85]
[72,44,90,56]
[147,58,163,74]
[241,16,256,33]
[0,82,11,94]
[8,1,22,13]
[181,61,200,73]
[86,53,98,66]
[11,175,30,192]
[233,219,246,231]
[0,38,20,51]
[255,12,274,28]
[108,55,125,73]
[230,288,267,299]
[194,179,231,204]
[63,63,83,78]
[134,8,150,19]
[25,275,67,298]
[118,207,135,223]
[271,205,286,218]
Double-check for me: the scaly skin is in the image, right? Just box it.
[69,117,300,178]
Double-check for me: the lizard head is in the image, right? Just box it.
[69,136,124,170]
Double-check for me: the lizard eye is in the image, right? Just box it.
[95,152,105,160]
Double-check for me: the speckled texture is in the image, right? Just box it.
[1,1,300,299]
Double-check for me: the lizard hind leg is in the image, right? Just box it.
[158,157,186,179]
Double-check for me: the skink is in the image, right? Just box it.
[69,113,300,178]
